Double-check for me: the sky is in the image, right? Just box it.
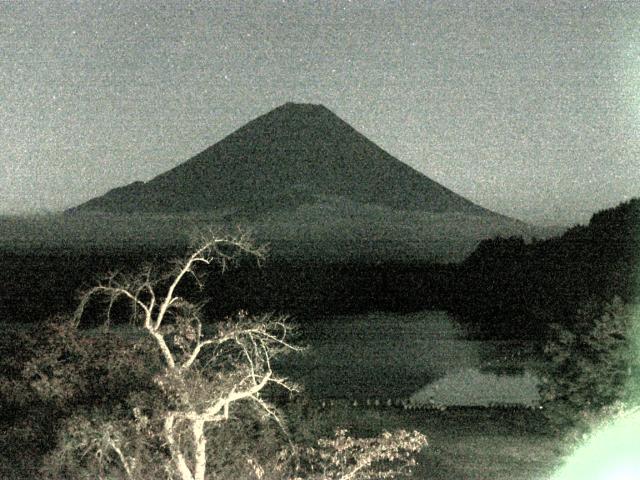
[1,0,639,226]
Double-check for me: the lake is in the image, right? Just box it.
[275,311,543,406]
[3,310,543,407]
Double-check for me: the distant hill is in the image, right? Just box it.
[61,102,542,261]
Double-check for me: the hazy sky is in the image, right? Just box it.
[2,0,639,225]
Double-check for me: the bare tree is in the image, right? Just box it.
[73,231,301,480]
[32,230,429,479]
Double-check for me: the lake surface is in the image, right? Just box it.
[275,311,542,406]
[4,310,543,407]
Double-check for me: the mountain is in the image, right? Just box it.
[66,102,537,261]
[72,103,498,216]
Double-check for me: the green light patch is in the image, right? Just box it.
[551,407,640,480]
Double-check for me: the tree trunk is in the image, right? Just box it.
[193,419,207,480]
[164,415,195,480]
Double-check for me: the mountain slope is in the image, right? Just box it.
[71,103,503,218]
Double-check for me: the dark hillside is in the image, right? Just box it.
[451,198,640,339]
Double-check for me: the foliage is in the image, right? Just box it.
[7,231,429,480]
[0,317,160,478]
[292,428,428,480]
[538,296,640,433]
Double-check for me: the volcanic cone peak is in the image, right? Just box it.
[72,103,497,217]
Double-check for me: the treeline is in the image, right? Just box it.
[200,260,456,320]
[0,244,456,325]
[449,198,640,339]
[0,245,181,325]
